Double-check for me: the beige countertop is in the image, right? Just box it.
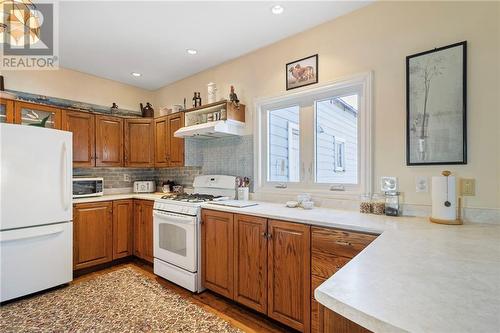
[73,192,165,204]
[201,201,500,333]
[71,197,500,331]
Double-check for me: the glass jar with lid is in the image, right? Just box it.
[359,194,372,214]
[372,193,385,215]
[385,191,400,216]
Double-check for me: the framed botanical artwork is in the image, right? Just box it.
[286,54,318,90]
[406,41,467,165]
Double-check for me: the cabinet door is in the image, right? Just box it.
[73,202,113,270]
[63,111,95,167]
[133,200,154,263]
[154,116,168,167]
[0,99,14,123]
[201,209,234,299]
[124,118,154,167]
[319,306,372,333]
[167,113,184,167]
[234,214,268,314]
[95,115,123,167]
[133,201,144,259]
[141,200,154,263]
[268,220,311,332]
[112,200,133,259]
[14,102,62,129]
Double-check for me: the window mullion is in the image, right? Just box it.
[300,105,314,186]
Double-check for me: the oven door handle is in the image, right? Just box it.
[153,211,196,225]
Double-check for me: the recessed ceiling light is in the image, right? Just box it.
[271,5,284,15]
[186,49,198,55]
[131,72,141,77]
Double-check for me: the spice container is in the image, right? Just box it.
[359,194,372,214]
[372,193,385,215]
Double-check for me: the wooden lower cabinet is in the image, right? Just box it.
[73,202,113,270]
[73,199,153,270]
[268,219,311,332]
[112,200,134,259]
[201,210,311,332]
[133,200,154,263]
[234,214,268,314]
[319,307,372,333]
[201,209,234,298]
[311,227,377,333]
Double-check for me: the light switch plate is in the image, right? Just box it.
[415,176,428,192]
[123,174,131,182]
[461,178,475,196]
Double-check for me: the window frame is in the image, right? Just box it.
[254,72,373,199]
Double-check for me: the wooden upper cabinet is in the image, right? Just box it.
[154,116,168,167]
[0,99,14,123]
[201,210,234,299]
[154,113,185,168]
[63,110,95,167]
[14,101,62,129]
[167,113,184,167]
[112,200,133,260]
[73,201,113,270]
[95,115,123,167]
[268,219,311,333]
[124,118,154,167]
[234,214,268,314]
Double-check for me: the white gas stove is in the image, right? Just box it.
[153,175,236,292]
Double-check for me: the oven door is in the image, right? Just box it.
[153,210,197,273]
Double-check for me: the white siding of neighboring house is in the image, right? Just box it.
[316,99,358,184]
[268,106,300,182]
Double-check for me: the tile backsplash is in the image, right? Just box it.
[74,168,157,189]
[74,167,203,190]
[185,135,253,189]
[73,135,253,191]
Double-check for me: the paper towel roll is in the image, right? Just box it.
[431,176,457,220]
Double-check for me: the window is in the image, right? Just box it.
[268,106,300,182]
[315,95,358,184]
[255,73,372,196]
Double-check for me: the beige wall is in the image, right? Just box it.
[153,1,500,209]
[2,67,154,112]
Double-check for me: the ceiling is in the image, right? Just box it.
[59,1,372,90]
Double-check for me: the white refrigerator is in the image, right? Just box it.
[0,123,73,302]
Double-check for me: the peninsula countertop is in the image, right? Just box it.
[201,201,500,333]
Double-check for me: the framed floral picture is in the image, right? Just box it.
[286,54,318,90]
[406,41,467,165]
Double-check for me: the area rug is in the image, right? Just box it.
[0,267,243,333]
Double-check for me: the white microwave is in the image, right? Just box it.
[73,177,104,198]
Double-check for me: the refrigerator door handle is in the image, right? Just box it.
[0,226,64,243]
[62,142,69,211]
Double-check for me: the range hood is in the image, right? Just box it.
[174,119,245,139]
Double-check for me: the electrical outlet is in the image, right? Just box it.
[416,176,428,192]
[461,178,475,196]
[123,174,131,182]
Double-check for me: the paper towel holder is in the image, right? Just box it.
[429,170,463,225]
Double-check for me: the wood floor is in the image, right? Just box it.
[73,260,297,333]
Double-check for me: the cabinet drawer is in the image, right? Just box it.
[312,251,350,279]
[312,227,377,259]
